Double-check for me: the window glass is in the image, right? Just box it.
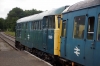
[58,15,61,28]
[35,22,37,30]
[21,23,23,29]
[18,23,21,29]
[31,22,33,29]
[61,20,66,37]
[34,22,36,30]
[48,16,52,28]
[52,16,55,28]
[38,21,40,30]
[73,15,85,39]
[37,22,39,29]
[46,17,48,28]
[41,21,42,29]
[97,14,100,41]
[26,23,28,29]
[39,21,41,30]
[87,17,95,40]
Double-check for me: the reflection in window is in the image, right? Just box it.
[73,15,85,39]
[87,17,95,40]
[61,20,66,37]
[97,15,100,41]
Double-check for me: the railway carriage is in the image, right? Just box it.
[15,6,69,64]
[60,0,100,66]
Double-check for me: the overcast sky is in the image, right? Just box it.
[0,0,84,19]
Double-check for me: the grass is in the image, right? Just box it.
[4,31,15,37]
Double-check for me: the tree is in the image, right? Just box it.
[5,7,43,31]
[6,7,24,31]
[0,18,5,31]
[24,9,42,16]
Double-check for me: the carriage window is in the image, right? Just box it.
[73,15,85,39]
[97,15,100,41]
[26,23,28,29]
[48,16,55,29]
[52,16,55,28]
[18,23,21,29]
[36,22,37,30]
[41,21,43,29]
[61,20,66,37]
[38,21,40,29]
[34,22,35,30]
[87,17,95,40]
[21,23,23,29]
[40,21,41,30]
[31,22,34,29]
[46,17,48,28]
[58,15,61,28]
[49,17,52,28]
[37,21,39,29]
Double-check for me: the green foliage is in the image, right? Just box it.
[5,7,42,32]
[24,9,42,16]
[0,18,6,31]
[5,31,15,37]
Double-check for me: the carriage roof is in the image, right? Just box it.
[17,6,69,23]
[63,0,100,13]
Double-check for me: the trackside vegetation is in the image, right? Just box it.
[0,7,43,32]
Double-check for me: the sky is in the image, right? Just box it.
[0,0,84,19]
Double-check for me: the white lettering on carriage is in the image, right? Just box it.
[48,35,52,39]
[27,34,30,40]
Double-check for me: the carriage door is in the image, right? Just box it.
[60,20,67,57]
[85,8,97,66]
[43,17,48,51]
[72,15,86,65]
[93,8,100,66]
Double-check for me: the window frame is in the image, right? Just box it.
[97,14,100,41]
[73,15,86,39]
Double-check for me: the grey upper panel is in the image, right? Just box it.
[17,14,38,23]
[63,0,100,13]
[17,6,69,23]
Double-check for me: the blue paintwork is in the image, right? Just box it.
[42,29,54,54]
[60,37,66,58]
[94,6,100,66]
[61,5,100,66]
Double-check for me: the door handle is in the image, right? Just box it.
[91,43,94,45]
[91,43,95,49]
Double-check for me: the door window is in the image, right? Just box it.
[97,14,100,41]
[46,17,48,28]
[73,15,85,39]
[61,20,66,37]
[48,16,55,29]
[87,17,95,40]
[58,15,61,28]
